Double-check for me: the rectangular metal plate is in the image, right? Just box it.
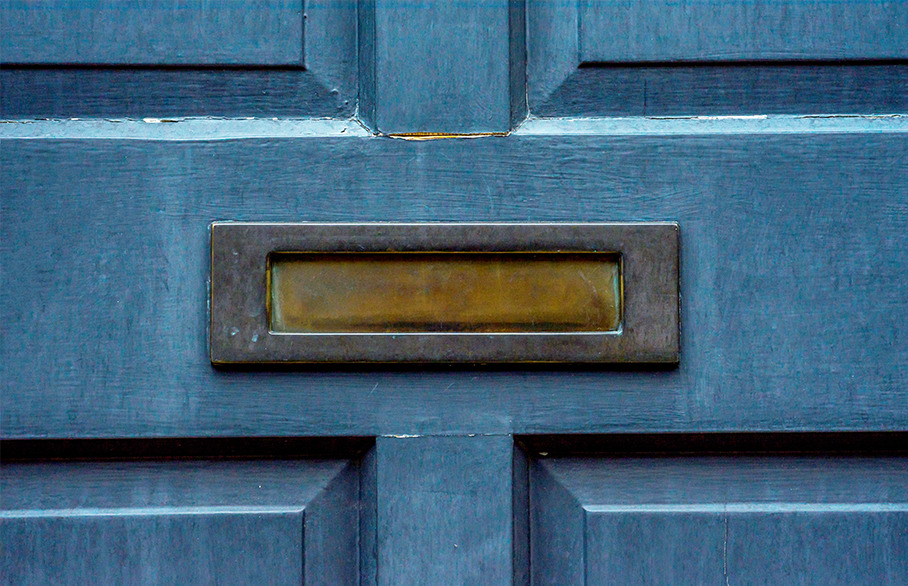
[210,223,679,364]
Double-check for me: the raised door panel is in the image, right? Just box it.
[528,0,908,116]
[1,456,361,585]
[0,0,356,117]
[530,452,908,585]
[2,0,304,66]
[579,0,908,63]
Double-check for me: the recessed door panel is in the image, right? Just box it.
[580,0,908,63]
[528,0,908,117]
[530,454,908,585]
[2,0,304,66]
[1,457,361,585]
[0,0,356,117]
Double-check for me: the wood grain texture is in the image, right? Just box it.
[1,130,907,438]
[508,0,527,128]
[586,507,908,584]
[526,0,578,112]
[530,456,908,584]
[357,0,377,129]
[360,0,519,133]
[529,457,586,585]
[3,6,905,584]
[359,445,379,586]
[512,442,530,586]
[1,458,360,584]
[0,0,356,118]
[534,63,908,117]
[373,436,516,585]
[580,0,908,63]
[1,510,305,585]
[0,68,351,118]
[528,0,908,116]
[1,0,304,65]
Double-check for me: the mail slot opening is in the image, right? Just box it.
[268,252,621,334]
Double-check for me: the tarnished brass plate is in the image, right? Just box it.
[269,252,620,334]
[210,223,679,364]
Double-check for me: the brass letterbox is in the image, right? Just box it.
[210,223,679,364]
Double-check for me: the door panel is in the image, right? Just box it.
[2,0,305,66]
[2,0,907,583]
[528,0,908,116]
[2,132,906,438]
[0,0,356,118]
[579,0,908,63]
[530,454,908,585]
[4,510,305,584]
[1,456,361,584]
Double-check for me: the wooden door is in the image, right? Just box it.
[2,1,907,584]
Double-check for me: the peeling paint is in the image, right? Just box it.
[385,132,509,141]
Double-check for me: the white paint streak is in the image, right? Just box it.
[0,118,371,140]
[517,114,907,136]
[1,506,303,518]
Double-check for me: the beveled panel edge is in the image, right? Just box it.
[209,222,679,365]
[0,0,358,119]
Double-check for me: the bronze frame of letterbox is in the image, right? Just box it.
[209,222,679,365]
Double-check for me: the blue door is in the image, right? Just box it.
[2,1,907,583]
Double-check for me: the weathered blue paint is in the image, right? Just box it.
[579,0,908,63]
[533,63,908,117]
[531,455,908,584]
[2,0,907,583]
[529,0,908,117]
[371,436,518,585]
[1,0,305,66]
[1,458,361,584]
[2,128,906,438]
[359,0,523,133]
[0,0,356,118]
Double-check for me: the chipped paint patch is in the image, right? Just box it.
[386,132,508,141]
